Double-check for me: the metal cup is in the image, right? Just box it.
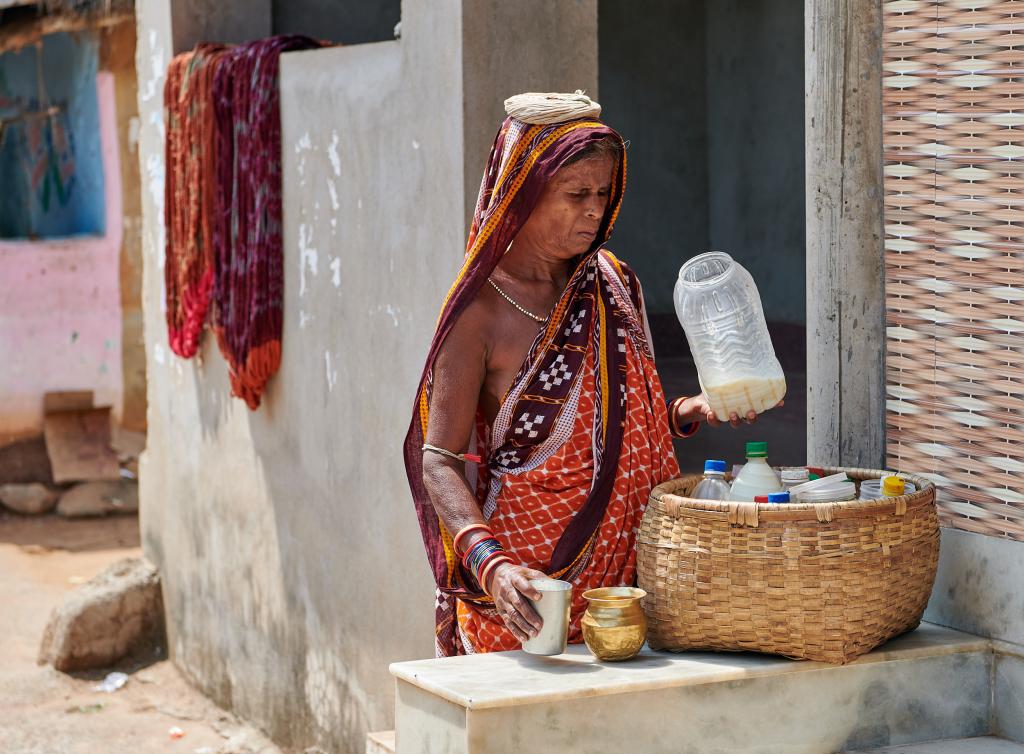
[521,578,572,655]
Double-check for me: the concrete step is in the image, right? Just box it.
[365,730,395,754]
[847,738,1024,753]
[389,623,992,754]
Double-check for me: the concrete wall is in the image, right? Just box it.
[923,529,1024,744]
[461,0,599,227]
[0,32,105,238]
[0,71,123,441]
[99,19,146,432]
[135,1,597,751]
[597,0,804,323]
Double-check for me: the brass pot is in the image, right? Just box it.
[581,587,647,661]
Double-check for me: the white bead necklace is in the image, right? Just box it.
[487,277,547,323]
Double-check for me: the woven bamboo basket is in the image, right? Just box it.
[636,467,939,664]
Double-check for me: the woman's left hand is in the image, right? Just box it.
[676,394,784,429]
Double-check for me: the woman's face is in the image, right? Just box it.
[516,154,616,261]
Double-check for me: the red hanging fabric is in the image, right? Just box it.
[210,35,325,409]
[163,44,229,358]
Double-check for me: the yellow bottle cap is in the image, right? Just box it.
[882,476,905,497]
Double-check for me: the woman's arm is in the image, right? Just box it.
[421,310,545,642]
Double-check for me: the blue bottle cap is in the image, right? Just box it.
[768,492,790,503]
[704,459,727,473]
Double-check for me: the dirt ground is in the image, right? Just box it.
[0,511,285,754]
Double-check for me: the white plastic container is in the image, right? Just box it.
[859,477,916,501]
[674,251,787,420]
[780,467,809,490]
[796,481,857,503]
[729,442,784,502]
[692,460,731,501]
[787,472,849,498]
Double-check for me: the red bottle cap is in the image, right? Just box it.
[754,495,769,503]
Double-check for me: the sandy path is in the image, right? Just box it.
[0,512,285,754]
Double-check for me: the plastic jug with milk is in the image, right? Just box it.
[673,251,786,420]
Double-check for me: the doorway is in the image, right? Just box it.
[599,0,807,469]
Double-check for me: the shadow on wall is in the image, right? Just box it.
[170,333,419,753]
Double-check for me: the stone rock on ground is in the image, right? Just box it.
[0,483,59,515]
[38,557,166,672]
[57,479,139,517]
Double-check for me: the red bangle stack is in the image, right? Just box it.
[478,552,513,595]
[454,522,515,596]
[668,396,701,439]
[453,522,492,555]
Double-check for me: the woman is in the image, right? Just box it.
[404,92,763,657]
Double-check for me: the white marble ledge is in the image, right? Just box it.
[365,730,396,754]
[389,622,990,711]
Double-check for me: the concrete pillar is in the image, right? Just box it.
[134,0,600,751]
[460,0,598,228]
[804,0,885,468]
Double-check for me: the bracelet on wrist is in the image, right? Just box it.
[668,396,700,439]
[453,522,493,555]
[478,553,513,595]
[461,535,515,595]
[668,396,686,436]
[462,536,504,575]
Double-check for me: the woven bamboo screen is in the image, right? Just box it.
[884,0,1024,540]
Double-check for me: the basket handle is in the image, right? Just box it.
[727,502,759,528]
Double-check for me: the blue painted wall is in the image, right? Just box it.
[0,31,105,239]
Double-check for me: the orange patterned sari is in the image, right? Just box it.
[457,292,679,651]
[405,113,679,656]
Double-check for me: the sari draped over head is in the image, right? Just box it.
[404,113,680,657]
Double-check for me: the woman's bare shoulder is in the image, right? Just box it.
[435,289,498,367]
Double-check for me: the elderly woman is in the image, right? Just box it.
[404,93,763,657]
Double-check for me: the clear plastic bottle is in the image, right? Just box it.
[729,442,783,502]
[674,251,787,420]
[692,460,731,501]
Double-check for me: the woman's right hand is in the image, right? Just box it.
[487,562,548,643]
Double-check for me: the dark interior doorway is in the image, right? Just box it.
[599,0,807,471]
[271,0,400,45]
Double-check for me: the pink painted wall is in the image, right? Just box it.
[0,72,123,440]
